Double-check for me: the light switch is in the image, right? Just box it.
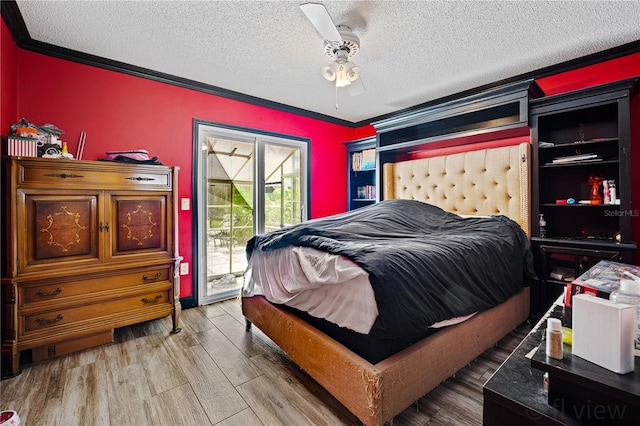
[180,262,189,275]
[181,198,190,210]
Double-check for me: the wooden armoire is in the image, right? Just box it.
[2,157,182,378]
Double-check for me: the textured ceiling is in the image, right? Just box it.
[15,1,640,124]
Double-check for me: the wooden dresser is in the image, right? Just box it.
[2,157,181,378]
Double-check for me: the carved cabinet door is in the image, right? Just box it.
[19,191,102,273]
[106,193,172,261]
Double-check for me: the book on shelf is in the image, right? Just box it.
[551,153,598,164]
[367,185,376,199]
[360,149,375,170]
[356,185,376,200]
[352,149,376,171]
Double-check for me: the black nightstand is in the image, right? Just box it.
[483,301,640,425]
[530,332,640,424]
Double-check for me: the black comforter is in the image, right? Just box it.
[246,199,535,340]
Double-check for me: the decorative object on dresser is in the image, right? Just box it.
[1,157,182,378]
[530,77,639,318]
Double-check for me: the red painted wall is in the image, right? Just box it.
[536,52,640,96]
[6,46,372,299]
[3,16,639,300]
[1,19,18,139]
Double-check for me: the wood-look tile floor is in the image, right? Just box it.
[1,299,528,426]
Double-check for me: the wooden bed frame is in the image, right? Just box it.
[242,142,531,425]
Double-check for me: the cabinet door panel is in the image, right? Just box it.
[108,194,171,259]
[20,192,101,272]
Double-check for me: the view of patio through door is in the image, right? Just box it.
[195,122,308,305]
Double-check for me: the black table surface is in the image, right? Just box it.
[484,302,640,424]
[531,333,640,401]
[483,303,584,425]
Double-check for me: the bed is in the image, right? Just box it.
[241,142,532,425]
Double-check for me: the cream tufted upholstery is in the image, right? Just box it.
[383,142,530,236]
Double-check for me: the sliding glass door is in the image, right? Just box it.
[262,143,304,233]
[194,121,308,305]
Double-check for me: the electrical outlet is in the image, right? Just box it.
[181,198,190,210]
[180,262,189,275]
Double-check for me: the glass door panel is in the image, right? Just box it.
[195,121,308,306]
[264,143,303,232]
[204,138,253,302]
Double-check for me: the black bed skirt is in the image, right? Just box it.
[281,305,440,364]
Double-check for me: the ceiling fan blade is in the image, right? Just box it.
[348,76,365,97]
[300,3,342,41]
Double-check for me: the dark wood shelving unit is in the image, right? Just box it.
[529,77,639,317]
[344,137,377,211]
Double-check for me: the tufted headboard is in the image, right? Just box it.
[383,142,530,236]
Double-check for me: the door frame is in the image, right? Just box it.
[191,119,311,307]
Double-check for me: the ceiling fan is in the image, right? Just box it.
[300,3,365,107]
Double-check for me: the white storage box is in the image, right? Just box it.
[572,294,635,374]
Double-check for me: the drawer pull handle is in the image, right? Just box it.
[126,176,156,182]
[143,273,162,281]
[99,222,110,232]
[141,295,163,304]
[36,288,62,297]
[44,173,84,179]
[35,314,64,325]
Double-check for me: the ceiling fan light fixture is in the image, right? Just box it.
[300,3,366,104]
[344,62,360,82]
[322,60,359,87]
[322,63,337,82]
[335,64,351,87]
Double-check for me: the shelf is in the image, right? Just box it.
[531,78,638,252]
[540,203,620,207]
[531,237,636,250]
[538,138,618,150]
[546,278,571,286]
[540,159,618,168]
[372,79,543,150]
[345,137,377,211]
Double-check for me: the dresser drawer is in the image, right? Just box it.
[21,289,171,335]
[20,266,171,308]
[17,160,172,190]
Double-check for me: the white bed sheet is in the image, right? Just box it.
[243,246,377,333]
